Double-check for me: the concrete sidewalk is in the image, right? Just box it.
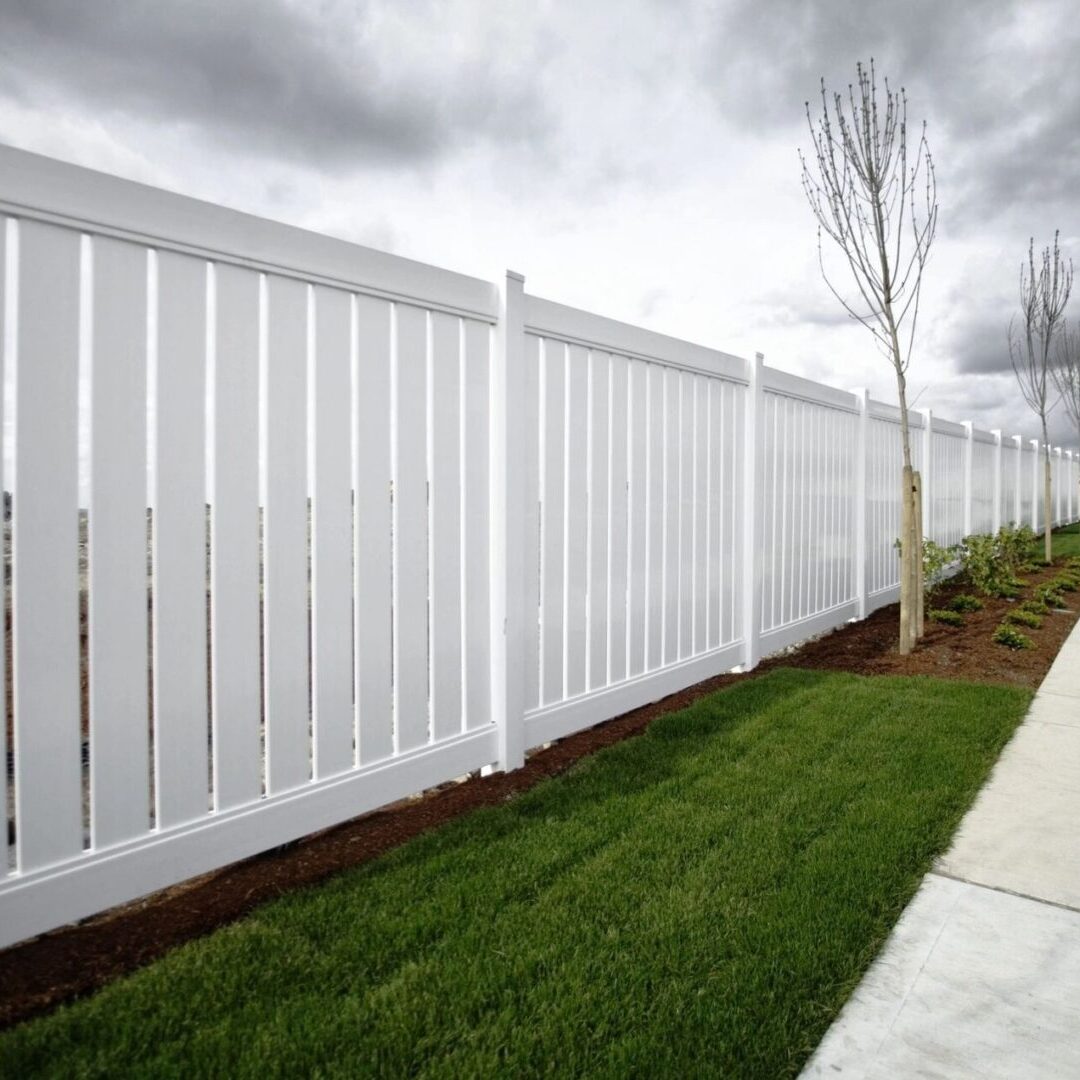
[802,619,1080,1079]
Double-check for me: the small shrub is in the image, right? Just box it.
[949,594,983,613]
[1018,599,1050,616]
[1052,576,1078,593]
[997,523,1037,573]
[1003,608,1042,629]
[1036,585,1066,609]
[960,533,1012,597]
[929,608,964,627]
[993,623,1034,649]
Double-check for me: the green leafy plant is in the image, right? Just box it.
[1035,585,1066,609]
[929,608,964,627]
[922,539,958,604]
[1003,608,1042,629]
[1018,599,1050,616]
[1052,575,1078,592]
[993,623,1034,649]
[948,593,983,613]
[959,533,1015,597]
[997,523,1038,574]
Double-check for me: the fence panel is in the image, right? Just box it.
[520,297,746,750]
[931,422,966,548]
[970,429,996,537]
[0,146,500,950]
[759,373,858,648]
[1000,437,1020,528]
[0,144,1077,950]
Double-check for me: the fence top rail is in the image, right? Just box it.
[932,416,967,438]
[0,143,498,322]
[867,399,926,427]
[762,366,858,413]
[972,427,997,446]
[524,293,748,383]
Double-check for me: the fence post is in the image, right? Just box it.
[919,408,933,540]
[1030,438,1040,533]
[962,421,974,537]
[1070,449,1077,522]
[1013,435,1023,526]
[1056,446,1063,526]
[852,388,870,619]
[491,270,525,773]
[991,429,1002,533]
[741,352,763,671]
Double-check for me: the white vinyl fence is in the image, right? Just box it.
[1,147,1077,949]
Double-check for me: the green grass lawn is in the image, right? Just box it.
[1053,521,1080,560]
[0,669,1031,1079]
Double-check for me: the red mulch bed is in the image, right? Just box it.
[1,560,1076,1031]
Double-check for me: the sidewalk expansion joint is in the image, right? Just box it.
[929,869,1080,916]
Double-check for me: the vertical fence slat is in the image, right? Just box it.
[646,364,664,670]
[678,373,694,657]
[663,368,679,664]
[799,402,810,614]
[693,376,708,653]
[762,396,776,629]
[608,355,629,685]
[393,304,430,752]
[780,397,793,624]
[722,384,738,644]
[540,339,565,705]
[153,251,209,829]
[587,351,609,691]
[463,318,491,730]
[89,236,149,849]
[430,311,463,741]
[311,285,354,775]
[13,220,82,870]
[522,333,541,713]
[565,346,588,698]
[262,274,310,795]
[210,262,262,811]
[707,380,722,650]
[0,220,7,873]
[353,295,393,762]
[627,360,648,676]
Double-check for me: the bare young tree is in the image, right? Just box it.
[1051,318,1080,450]
[1009,233,1073,563]
[800,59,937,654]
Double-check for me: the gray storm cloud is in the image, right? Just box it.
[0,0,552,169]
[702,0,1080,231]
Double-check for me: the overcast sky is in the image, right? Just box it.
[1,0,1078,444]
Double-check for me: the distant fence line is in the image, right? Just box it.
[0,145,1076,949]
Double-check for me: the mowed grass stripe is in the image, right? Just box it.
[0,668,1030,1079]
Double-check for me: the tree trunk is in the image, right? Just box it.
[1044,449,1053,563]
[893,355,920,656]
[899,465,914,655]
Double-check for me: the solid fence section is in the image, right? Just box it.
[0,145,1078,949]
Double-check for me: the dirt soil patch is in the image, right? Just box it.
[1,559,1076,1031]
